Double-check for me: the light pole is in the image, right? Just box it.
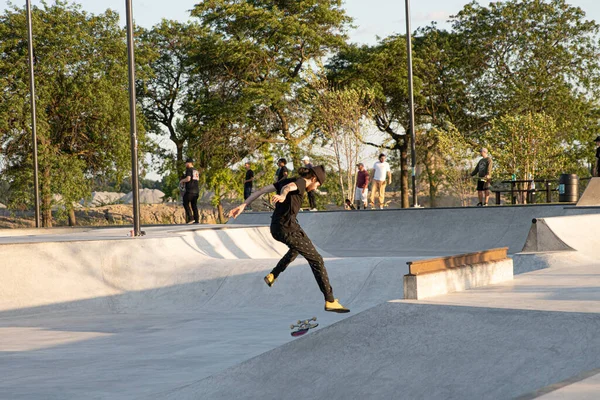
[125,0,142,236]
[25,0,40,227]
[404,0,418,207]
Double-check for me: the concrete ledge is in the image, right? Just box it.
[404,250,513,299]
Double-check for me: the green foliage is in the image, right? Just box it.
[190,0,352,167]
[303,69,373,202]
[484,112,574,180]
[327,36,418,207]
[451,0,600,147]
[0,2,148,224]
[417,123,473,206]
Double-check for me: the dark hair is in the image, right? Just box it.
[297,167,316,180]
[379,153,386,159]
[278,158,287,164]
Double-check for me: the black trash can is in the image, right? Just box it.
[558,174,578,202]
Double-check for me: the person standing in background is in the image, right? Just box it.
[302,156,317,211]
[369,153,392,209]
[276,158,289,182]
[354,163,369,210]
[179,158,200,224]
[470,148,493,206]
[243,162,255,211]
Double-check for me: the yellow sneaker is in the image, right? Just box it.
[264,273,275,287]
[325,299,350,313]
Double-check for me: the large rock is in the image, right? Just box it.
[121,189,165,204]
[0,202,6,209]
[83,191,126,207]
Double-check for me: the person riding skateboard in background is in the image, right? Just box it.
[179,158,200,224]
[471,147,493,206]
[228,165,350,313]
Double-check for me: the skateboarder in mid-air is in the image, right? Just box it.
[228,165,350,313]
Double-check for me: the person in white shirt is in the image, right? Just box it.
[369,153,392,209]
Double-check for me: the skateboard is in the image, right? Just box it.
[290,317,318,337]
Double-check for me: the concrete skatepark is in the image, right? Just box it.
[1,189,600,398]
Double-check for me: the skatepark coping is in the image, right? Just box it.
[406,247,508,275]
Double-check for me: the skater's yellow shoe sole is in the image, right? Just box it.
[264,273,275,287]
[325,299,350,313]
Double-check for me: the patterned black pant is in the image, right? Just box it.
[270,227,334,302]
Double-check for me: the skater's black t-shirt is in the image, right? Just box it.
[271,177,306,232]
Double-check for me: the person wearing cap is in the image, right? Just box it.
[369,153,392,209]
[354,163,369,210]
[471,147,493,206]
[228,165,350,313]
[179,158,200,223]
[594,136,600,177]
[302,156,317,211]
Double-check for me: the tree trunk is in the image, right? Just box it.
[217,202,225,224]
[68,208,76,226]
[176,141,185,171]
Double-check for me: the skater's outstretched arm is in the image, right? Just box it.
[228,184,276,219]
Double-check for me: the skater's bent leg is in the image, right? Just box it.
[288,230,334,302]
[271,248,299,278]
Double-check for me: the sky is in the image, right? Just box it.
[6,0,600,44]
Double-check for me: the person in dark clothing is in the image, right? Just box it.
[276,158,288,182]
[243,162,254,201]
[228,165,349,313]
[302,156,317,210]
[471,148,493,206]
[179,158,200,223]
[594,136,600,177]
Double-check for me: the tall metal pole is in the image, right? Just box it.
[125,0,141,236]
[404,0,418,207]
[26,0,40,227]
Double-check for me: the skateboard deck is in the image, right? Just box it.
[290,317,318,337]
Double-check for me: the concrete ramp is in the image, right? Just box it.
[522,214,600,256]
[577,177,600,206]
[0,226,402,315]
[234,205,600,256]
[162,302,600,400]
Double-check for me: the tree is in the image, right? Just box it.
[190,0,352,168]
[137,20,204,171]
[304,70,372,203]
[327,36,422,207]
[484,112,579,203]
[451,0,600,160]
[416,123,473,207]
[0,2,147,226]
